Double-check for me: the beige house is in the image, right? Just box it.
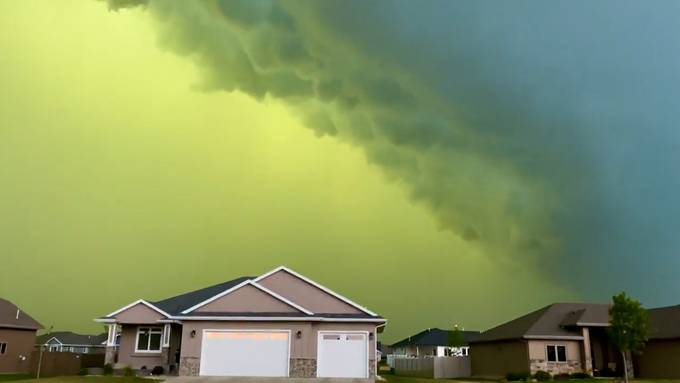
[96,266,385,379]
[470,303,621,377]
[0,298,42,373]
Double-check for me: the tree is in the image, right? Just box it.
[607,292,649,383]
[448,324,465,348]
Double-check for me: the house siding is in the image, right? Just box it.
[257,270,364,314]
[194,285,299,313]
[470,340,529,377]
[116,325,164,370]
[178,320,377,377]
[635,339,680,378]
[0,328,36,373]
[528,340,582,374]
[113,303,163,324]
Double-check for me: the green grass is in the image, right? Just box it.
[0,375,32,382]
[0,377,157,383]
[382,376,680,383]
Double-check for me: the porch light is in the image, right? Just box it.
[369,332,374,340]
[296,330,302,339]
[190,330,196,338]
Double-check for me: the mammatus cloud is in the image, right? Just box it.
[102,0,680,301]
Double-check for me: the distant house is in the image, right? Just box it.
[391,327,480,357]
[470,302,680,379]
[469,303,614,377]
[36,331,108,354]
[0,298,42,373]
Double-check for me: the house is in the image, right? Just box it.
[469,303,619,377]
[390,327,480,357]
[0,298,42,373]
[36,331,108,354]
[633,304,680,378]
[95,266,386,378]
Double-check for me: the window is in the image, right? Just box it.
[136,327,163,352]
[546,345,567,362]
[0,342,6,355]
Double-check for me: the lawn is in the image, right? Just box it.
[382,376,680,383]
[0,376,32,382]
[0,377,156,383]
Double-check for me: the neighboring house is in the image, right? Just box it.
[96,266,386,378]
[0,298,42,373]
[469,303,617,377]
[390,328,480,357]
[36,331,108,354]
[634,304,680,378]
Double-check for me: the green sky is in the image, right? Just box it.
[0,0,580,342]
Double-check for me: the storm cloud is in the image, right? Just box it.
[103,0,680,303]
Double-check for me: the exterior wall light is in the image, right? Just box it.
[296,330,302,339]
[190,330,196,338]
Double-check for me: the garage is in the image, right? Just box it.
[199,330,290,377]
[317,331,369,378]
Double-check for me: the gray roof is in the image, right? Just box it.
[0,298,42,330]
[37,331,107,346]
[150,276,253,316]
[647,304,680,339]
[472,303,610,343]
[104,274,381,320]
[391,328,481,348]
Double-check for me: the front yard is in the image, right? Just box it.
[382,376,680,383]
[0,377,156,383]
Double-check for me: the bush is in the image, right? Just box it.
[534,370,552,381]
[78,367,88,376]
[151,366,164,376]
[103,363,113,376]
[506,371,531,381]
[123,367,135,377]
[554,373,571,380]
[570,372,592,379]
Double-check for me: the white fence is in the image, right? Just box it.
[394,356,471,378]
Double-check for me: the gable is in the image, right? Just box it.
[113,302,164,324]
[194,284,302,313]
[256,269,364,315]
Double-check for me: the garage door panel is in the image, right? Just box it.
[200,330,290,377]
[317,331,368,378]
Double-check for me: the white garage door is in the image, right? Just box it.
[200,330,290,377]
[317,331,368,378]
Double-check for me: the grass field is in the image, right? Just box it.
[382,375,680,383]
[0,377,156,383]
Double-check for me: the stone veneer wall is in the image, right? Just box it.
[179,357,199,376]
[369,360,376,377]
[290,358,317,378]
[530,360,582,375]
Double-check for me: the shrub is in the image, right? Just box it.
[534,370,552,381]
[151,366,164,376]
[78,367,88,376]
[103,363,113,376]
[123,367,135,377]
[570,372,592,379]
[506,371,531,381]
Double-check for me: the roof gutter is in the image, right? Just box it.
[168,315,387,323]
